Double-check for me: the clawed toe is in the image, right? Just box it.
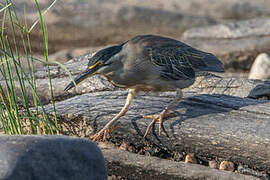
[143,115,164,138]
[143,112,177,138]
[89,124,119,142]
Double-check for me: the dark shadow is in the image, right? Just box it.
[169,93,269,138]
[130,93,269,141]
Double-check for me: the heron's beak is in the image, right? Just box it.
[64,61,103,91]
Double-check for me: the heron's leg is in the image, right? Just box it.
[143,89,183,138]
[90,89,137,142]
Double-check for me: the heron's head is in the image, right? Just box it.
[64,44,124,91]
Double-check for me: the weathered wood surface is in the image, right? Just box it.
[3,52,270,105]
[44,91,270,173]
[102,147,259,180]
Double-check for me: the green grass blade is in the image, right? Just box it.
[34,0,59,134]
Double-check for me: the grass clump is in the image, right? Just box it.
[0,0,60,135]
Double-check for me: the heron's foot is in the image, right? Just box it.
[143,112,177,138]
[89,124,119,142]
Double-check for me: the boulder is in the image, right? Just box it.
[0,135,106,180]
[248,81,270,99]
[249,53,270,80]
[182,19,270,72]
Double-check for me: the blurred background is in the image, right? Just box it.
[5,0,270,79]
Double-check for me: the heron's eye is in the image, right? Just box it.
[89,61,103,69]
[98,61,103,66]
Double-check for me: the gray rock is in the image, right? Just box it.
[183,19,270,39]
[182,19,270,71]
[248,81,270,99]
[249,53,270,80]
[140,0,270,20]
[0,135,106,180]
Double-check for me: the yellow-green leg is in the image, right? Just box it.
[90,89,137,141]
[143,89,183,138]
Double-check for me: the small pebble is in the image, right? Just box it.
[127,145,136,153]
[82,116,87,121]
[219,161,235,171]
[97,141,116,149]
[184,154,198,164]
[209,160,218,169]
[108,175,117,180]
[119,142,128,151]
[67,113,73,119]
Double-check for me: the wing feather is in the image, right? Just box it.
[146,45,223,81]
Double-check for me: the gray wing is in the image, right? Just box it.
[146,45,223,81]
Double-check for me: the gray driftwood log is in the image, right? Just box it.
[4,52,270,105]
[102,147,259,180]
[44,91,270,173]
